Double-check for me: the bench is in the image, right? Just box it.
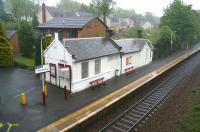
[89,77,105,89]
[124,66,135,75]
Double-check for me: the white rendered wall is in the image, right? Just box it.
[121,52,140,74]
[71,54,121,93]
[121,43,153,74]
[44,39,153,93]
[139,44,153,66]
[44,40,72,90]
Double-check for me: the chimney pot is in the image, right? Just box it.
[55,33,59,40]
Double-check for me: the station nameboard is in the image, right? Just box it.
[35,64,50,74]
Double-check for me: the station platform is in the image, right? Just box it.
[0,44,199,132]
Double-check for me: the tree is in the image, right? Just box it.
[144,12,160,27]
[57,0,81,12]
[148,26,176,58]
[80,3,89,12]
[111,8,136,18]
[0,0,13,22]
[6,0,23,21]
[160,0,198,48]
[32,15,39,30]
[6,0,36,21]
[42,35,53,51]
[89,0,116,22]
[0,0,6,19]
[156,26,174,56]
[34,34,41,65]
[18,21,34,57]
[31,14,41,65]
[124,25,144,38]
[0,23,13,67]
[34,33,53,66]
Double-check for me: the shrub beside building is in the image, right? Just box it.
[0,23,13,67]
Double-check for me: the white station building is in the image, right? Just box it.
[115,39,153,74]
[44,33,153,93]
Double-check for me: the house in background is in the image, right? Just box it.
[37,3,93,24]
[44,33,153,93]
[44,33,121,93]
[107,16,134,33]
[37,3,109,39]
[107,16,121,33]
[142,21,154,30]
[6,30,20,56]
[119,18,134,29]
[38,16,109,39]
[115,39,153,74]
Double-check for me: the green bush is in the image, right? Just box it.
[42,35,53,51]
[0,45,13,67]
[0,24,13,67]
[18,21,34,57]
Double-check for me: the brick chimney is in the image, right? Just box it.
[55,33,59,40]
[42,2,46,23]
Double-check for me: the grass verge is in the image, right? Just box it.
[176,86,200,132]
[14,56,34,69]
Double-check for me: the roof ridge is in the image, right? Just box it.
[115,38,134,41]
[64,37,104,41]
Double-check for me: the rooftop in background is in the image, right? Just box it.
[44,6,94,18]
[115,38,152,54]
[6,30,17,39]
[64,37,120,62]
[38,16,96,29]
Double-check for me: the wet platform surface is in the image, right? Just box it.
[0,45,199,132]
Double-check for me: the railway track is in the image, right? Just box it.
[99,56,194,132]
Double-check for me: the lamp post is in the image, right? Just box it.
[40,34,52,105]
[186,37,189,56]
[170,31,176,51]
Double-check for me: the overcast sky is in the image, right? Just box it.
[44,0,200,16]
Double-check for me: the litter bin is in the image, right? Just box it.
[115,69,120,76]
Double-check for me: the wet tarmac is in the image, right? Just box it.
[0,45,199,132]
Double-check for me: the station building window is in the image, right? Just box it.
[95,58,101,74]
[81,61,89,79]
[50,64,56,77]
[126,56,132,65]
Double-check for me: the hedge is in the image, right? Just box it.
[0,44,13,67]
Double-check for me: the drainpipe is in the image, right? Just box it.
[69,66,72,93]
[120,51,123,75]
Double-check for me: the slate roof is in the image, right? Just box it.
[45,6,93,18]
[46,6,65,17]
[38,16,95,29]
[6,30,16,39]
[64,37,120,62]
[115,39,151,54]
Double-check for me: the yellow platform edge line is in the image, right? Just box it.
[37,47,200,132]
